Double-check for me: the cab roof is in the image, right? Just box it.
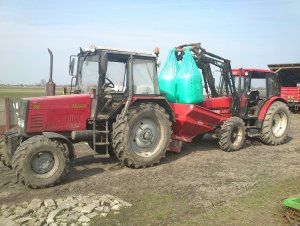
[81,45,156,59]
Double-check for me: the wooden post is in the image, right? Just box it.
[4,97,10,131]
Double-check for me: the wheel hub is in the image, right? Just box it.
[135,123,156,148]
[130,118,159,157]
[231,127,243,146]
[272,111,288,137]
[31,152,55,174]
[143,129,153,140]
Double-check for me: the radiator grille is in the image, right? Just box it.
[29,114,44,130]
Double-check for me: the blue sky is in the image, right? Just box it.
[0,0,299,85]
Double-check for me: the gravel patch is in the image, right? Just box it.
[0,193,132,226]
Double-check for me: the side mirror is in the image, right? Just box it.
[99,52,108,75]
[69,56,78,76]
[156,60,161,68]
[69,58,75,75]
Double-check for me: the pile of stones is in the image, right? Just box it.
[0,193,132,226]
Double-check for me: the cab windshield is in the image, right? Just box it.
[77,55,126,94]
[77,55,98,94]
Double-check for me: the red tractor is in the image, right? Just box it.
[171,44,290,150]
[0,43,290,188]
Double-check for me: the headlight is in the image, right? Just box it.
[18,118,24,128]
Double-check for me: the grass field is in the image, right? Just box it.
[0,86,64,101]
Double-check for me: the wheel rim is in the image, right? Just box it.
[272,111,288,137]
[130,118,160,157]
[230,126,243,146]
[31,151,55,174]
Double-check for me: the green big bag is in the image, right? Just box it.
[176,47,203,104]
[158,48,179,102]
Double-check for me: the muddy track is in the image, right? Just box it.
[0,115,299,210]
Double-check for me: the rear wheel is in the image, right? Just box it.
[112,103,171,168]
[12,136,70,189]
[260,101,290,145]
[219,117,245,152]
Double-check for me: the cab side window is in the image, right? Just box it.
[250,78,267,99]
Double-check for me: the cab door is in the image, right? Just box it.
[234,70,248,117]
[266,73,280,98]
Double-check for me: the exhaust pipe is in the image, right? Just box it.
[45,48,56,96]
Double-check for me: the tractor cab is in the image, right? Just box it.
[70,47,159,95]
[66,46,173,164]
[69,47,160,120]
[232,68,280,117]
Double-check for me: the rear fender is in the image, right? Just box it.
[257,97,287,121]
[130,96,175,122]
[42,132,75,160]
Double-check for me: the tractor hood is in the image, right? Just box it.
[25,94,91,110]
[21,94,91,133]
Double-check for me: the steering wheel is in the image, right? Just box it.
[104,77,115,89]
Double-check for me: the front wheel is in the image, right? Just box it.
[0,148,12,168]
[112,103,172,168]
[0,136,11,168]
[12,136,70,189]
[260,101,290,145]
[219,117,246,152]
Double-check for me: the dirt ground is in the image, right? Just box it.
[0,115,300,225]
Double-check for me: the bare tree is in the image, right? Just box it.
[40,79,47,87]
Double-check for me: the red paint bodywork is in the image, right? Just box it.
[202,97,232,115]
[170,102,230,143]
[26,94,91,133]
[258,96,287,121]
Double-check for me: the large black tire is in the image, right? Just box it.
[0,136,11,168]
[260,101,290,145]
[0,147,12,168]
[12,135,70,189]
[112,103,171,168]
[219,117,246,152]
[0,133,22,168]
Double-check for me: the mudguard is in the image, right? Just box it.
[42,132,75,160]
[130,96,176,122]
[258,96,287,121]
